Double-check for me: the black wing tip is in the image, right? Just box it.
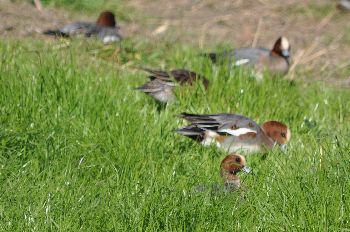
[177,112,195,118]
[134,81,153,91]
[138,67,163,75]
[178,112,187,117]
[134,85,153,93]
[175,126,205,141]
[43,30,69,37]
[134,86,144,91]
[175,125,203,132]
[138,67,168,80]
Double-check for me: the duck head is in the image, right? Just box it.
[96,11,116,27]
[221,154,251,176]
[220,153,250,191]
[261,121,291,151]
[271,36,291,59]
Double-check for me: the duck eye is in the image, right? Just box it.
[281,132,286,138]
[235,157,241,163]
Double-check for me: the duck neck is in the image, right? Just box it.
[260,126,276,149]
[221,170,241,191]
[270,51,290,64]
[270,50,279,56]
[221,170,240,181]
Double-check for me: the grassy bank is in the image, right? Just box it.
[0,34,350,231]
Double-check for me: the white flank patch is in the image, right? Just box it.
[103,35,119,44]
[281,37,289,50]
[201,130,219,146]
[207,130,219,137]
[218,128,257,136]
[234,59,250,66]
[201,137,215,146]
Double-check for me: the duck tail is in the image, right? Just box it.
[175,125,205,142]
[134,83,150,92]
[43,30,69,37]
[177,112,212,123]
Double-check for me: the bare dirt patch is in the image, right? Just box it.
[0,0,140,45]
[0,0,71,38]
[0,0,349,84]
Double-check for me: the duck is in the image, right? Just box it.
[338,0,350,11]
[205,36,291,76]
[195,153,251,193]
[136,68,209,103]
[176,112,291,154]
[43,11,122,44]
[221,153,251,192]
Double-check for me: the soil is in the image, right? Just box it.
[0,0,70,37]
[0,0,349,84]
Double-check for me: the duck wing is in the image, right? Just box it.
[204,48,269,66]
[176,113,261,139]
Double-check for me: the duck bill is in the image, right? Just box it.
[241,166,251,174]
[282,50,290,58]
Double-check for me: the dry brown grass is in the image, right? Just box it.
[128,0,350,85]
[0,0,349,85]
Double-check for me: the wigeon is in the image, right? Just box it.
[195,153,251,193]
[176,113,291,154]
[338,0,350,11]
[205,36,291,76]
[221,153,251,192]
[136,68,209,103]
[43,11,122,44]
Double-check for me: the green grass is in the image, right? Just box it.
[40,0,120,12]
[1,34,350,231]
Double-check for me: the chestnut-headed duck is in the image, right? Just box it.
[206,36,291,76]
[176,113,291,154]
[221,153,251,192]
[43,11,122,44]
[136,68,209,103]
